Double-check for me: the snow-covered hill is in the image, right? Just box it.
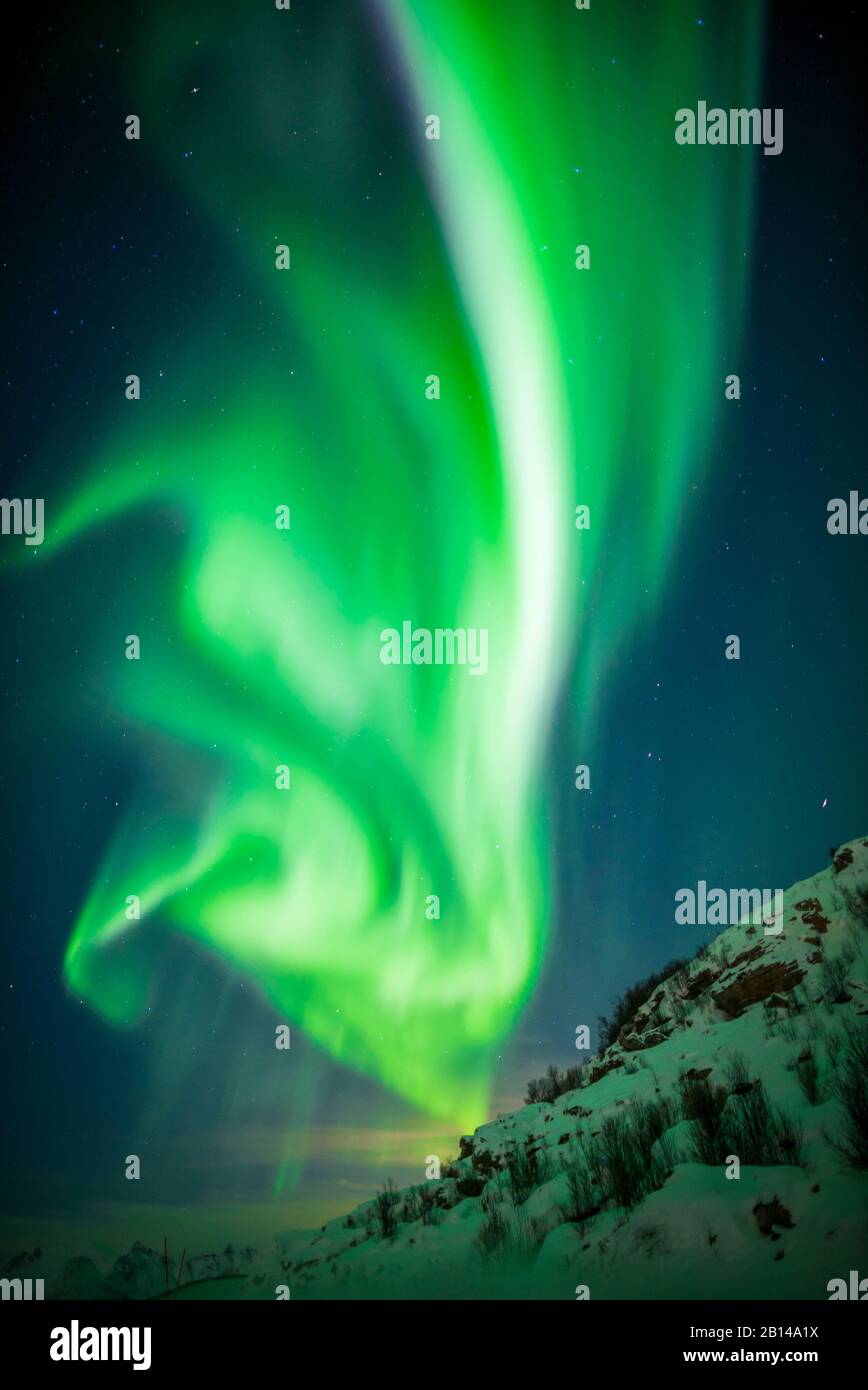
[243,836,868,1300]
[6,837,867,1300]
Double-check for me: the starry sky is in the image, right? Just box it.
[0,0,865,1254]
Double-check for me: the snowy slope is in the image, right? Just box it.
[241,836,868,1300]
[6,837,867,1300]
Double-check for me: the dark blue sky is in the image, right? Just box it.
[1,0,865,1245]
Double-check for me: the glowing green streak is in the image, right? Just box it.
[43,0,761,1129]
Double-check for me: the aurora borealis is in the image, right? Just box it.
[2,0,866,1251]
[26,0,761,1128]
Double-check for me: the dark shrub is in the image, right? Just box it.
[477,1206,509,1259]
[794,1047,822,1106]
[597,957,689,1053]
[831,1019,868,1169]
[524,1062,586,1106]
[504,1142,552,1206]
[586,1098,674,1212]
[842,885,868,931]
[688,1078,802,1167]
[375,1179,400,1240]
[561,1151,599,1230]
[456,1175,487,1199]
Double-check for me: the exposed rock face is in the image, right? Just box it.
[729,944,765,970]
[620,1029,666,1052]
[627,999,672,1036]
[471,1146,503,1176]
[713,960,806,1019]
[683,967,721,1000]
[586,1055,625,1084]
[753,1198,795,1239]
[834,847,854,874]
[794,897,830,933]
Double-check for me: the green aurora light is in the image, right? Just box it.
[31,0,762,1131]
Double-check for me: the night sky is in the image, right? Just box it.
[1,0,865,1257]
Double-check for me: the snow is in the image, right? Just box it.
[6,837,867,1300]
[245,836,868,1299]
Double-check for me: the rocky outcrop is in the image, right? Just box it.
[683,966,721,1000]
[834,847,854,874]
[620,1028,667,1052]
[753,1198,795,1239]
[794,897,830,933]
[714,960,806,1019]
